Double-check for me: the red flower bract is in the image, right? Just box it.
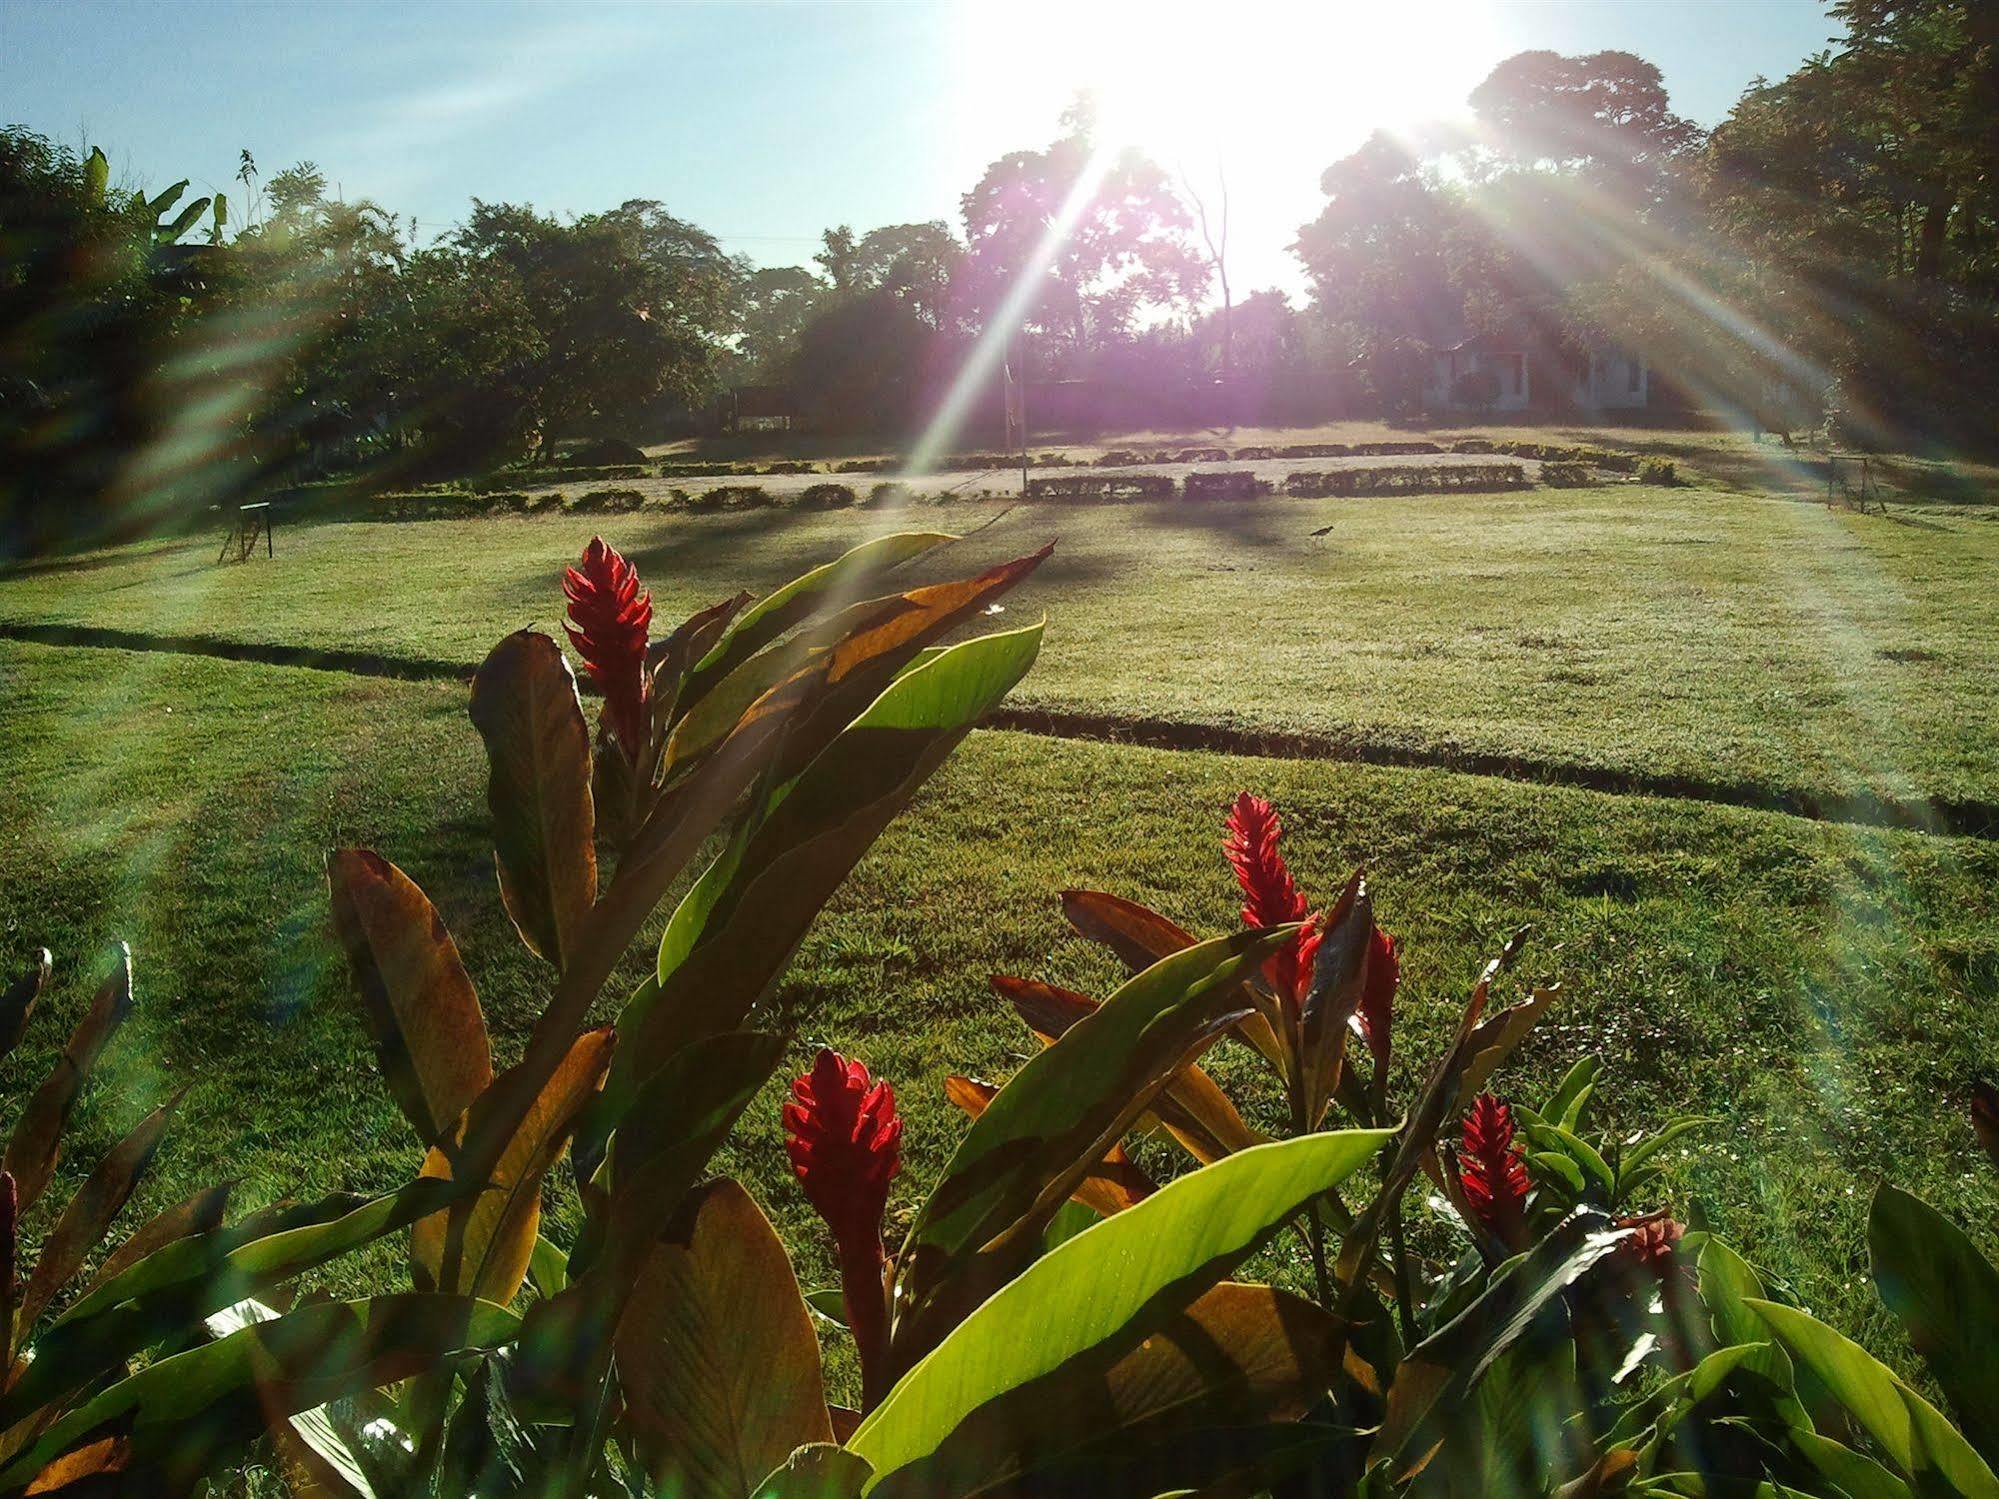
[1616,1213,1687,1275]
[1459,1091,1530,1246]
[1224,792,1321,1006]
[782,1048,902,1245]
[562,536,652,755]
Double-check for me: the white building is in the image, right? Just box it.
[1426,335,1649,414]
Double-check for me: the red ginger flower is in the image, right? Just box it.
[783,1049,901,1411]
[1359,926,1397,1073]
[1616,1213,1687,1277]
[1224,793,1322,1008]
[1460,1092,1531,1248]
[562,537,652,755]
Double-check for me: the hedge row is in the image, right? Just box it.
[1453,438,1640,473]
[1284,463,1528,497]
[1025,473,1177,501]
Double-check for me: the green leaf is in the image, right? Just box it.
[1620,1117,1713,1177]
[1529,1150,1586,1195]
[1521,1121,1616,1201]
[685,531,956,694]
[468,631,597,970]
[5,942,135,1212]
[1869,1183,1999,1460]
[847,1130,1391,1491]
[160,195,211,241]
[7,1178,474,1430]
[616,1179,832,1497]
[0,1294,519,1489]
[1791,1429,1916,1499]
[897,929,1292,1342]
[83,146,108,205]
[1695,1239,1810,1430]
[753,1445,873,1499]
[1374,1210,1629,1463]
[528,1234,568,1299]
[1746,1297,1999,1497]
[606,623,1043,1130]
[1540,1056,1600,1132]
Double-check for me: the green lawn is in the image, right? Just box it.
[2,637,1994,1380]
[5,485,1999,814]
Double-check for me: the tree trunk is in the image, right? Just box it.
[1916,198,1952,280]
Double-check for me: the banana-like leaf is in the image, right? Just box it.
[1747,1297,1999,1498]
[468,631,597,969]
[326,849,493,1148]
[683,532,957,703]
[7,1179,474,1430]
[942,1075,1155,1216]
[84,1181,232,1298]
[0,1294,519,1490]
[0,949,48,1065]
[1452,985,1561,1117]
[890,1281,1346,1499]
[159,195,210,242]
[1791,1429,1918,1499]
[848,1131,1391,1493]
[1059,889,1286,1069]
[411,1027,613,1303]
[616,1179,833,1496]
[146,180,188,216]
[16,1089,184,1335]
[753,1445,873,1499]
[82,148,108,206]
[5,945,135,1213]
[1868,1183,1999,1460]
[604,623,1044,1135]
[205,1297,379,1499]
[990,975,1265,1163]
[1695,1239,1811,1431]
[1372,1210,1630,1466]
[209,192,228,243]
[895,929,1290,1350]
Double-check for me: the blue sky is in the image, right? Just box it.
[3,0,1840,294]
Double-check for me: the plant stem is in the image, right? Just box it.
[841,1236,893,1413]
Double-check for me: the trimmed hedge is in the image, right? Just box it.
[1283,463,1527,497]
[571,487,647,513]
[1540,462,1591,488]
[1638,456,1677,486]
[1184,470,1267,501]
[659,460,760,480]
[1489,440,1639,473]
[1095,449,1145,467]
[1025,473,1176,502]
[682,484,775,510]
[1176,447,1230,463]
[1278,442,1351,458]
[801,482,858,509]
[473,464,645,491]
[1232,445,1276,460]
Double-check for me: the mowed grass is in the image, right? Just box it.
[1,639,1995,1378]
[5,484,1999,812]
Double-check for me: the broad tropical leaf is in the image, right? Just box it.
[4,945,135,1212]
[411,1027,613,1303]
[849,1131,1390,1493]
[0,948,49,1065]
[84,1181,232,1297]
[468,631,597,969]
[1868,1183,1999,1459]
[326,849,493,1148]
[616,1179,833,1496]
[1,1295,519,1490]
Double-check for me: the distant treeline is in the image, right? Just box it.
[3,0,1994,550]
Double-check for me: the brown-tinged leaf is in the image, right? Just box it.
[25,1437,130,1492]
[945,1075,1155,1216]
[1298,871,1369,1127]
[469,631,597,969]
[1061,890,1287,1071]
[1451,985,1560,1117]
[326,849,493,1148]
[615,1179,833,1498]
[412,1027,614,1304]
[17,1091,185,1334]
[4,946,135,1214]
[84,1182,232,1298]
[991,976,1265,1163]
[0,951,50,1067]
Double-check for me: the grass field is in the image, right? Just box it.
[4,435,1998,1395]
[6,482,1999,816]
[1,635,1996,1379]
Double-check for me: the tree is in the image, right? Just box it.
[731,264,827,382]
[1469,50,1702,207]
[956,106,1205,368]
[784,287,942,434]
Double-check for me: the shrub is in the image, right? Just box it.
[762,459,819,475]
[867,480,913,506]
[801,482,858,509]
[570,487,647,513]
[1451,437,1497,453]
[1183,470,1266,500]
[1278,442,1351,457]
[1094,449,1144,467]
[1176,446,1230,463]
[834,457,890,473]
[564,436,649,466]
[659,460,758,479]
[1232,444,1276,460]
[1285,462,1527,496]
[1025,473,1175,502]
[1638,455,1678,485]
[696,483,775,510]
[1350,439,1443,456]
[1541,461,1591,487]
